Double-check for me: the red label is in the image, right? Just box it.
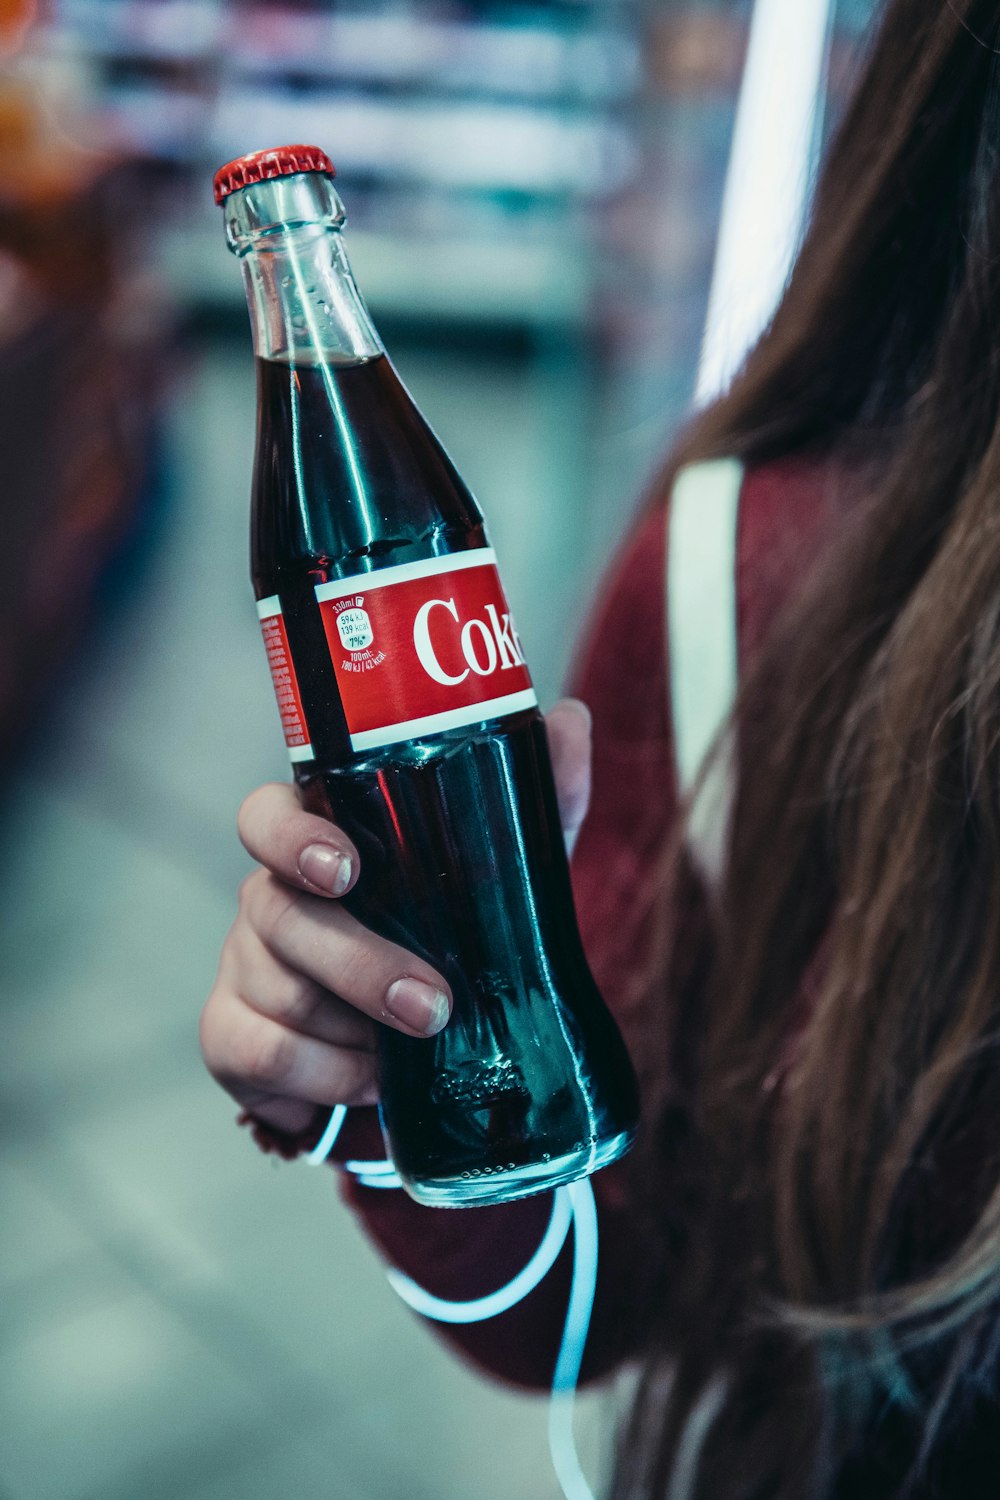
[257,597,313,761]
[315,548,537,751]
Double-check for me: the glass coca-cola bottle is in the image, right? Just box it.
[215,145,639,1206]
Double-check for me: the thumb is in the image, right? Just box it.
[545,698,593,855]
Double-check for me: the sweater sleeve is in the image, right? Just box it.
[333,500,682,1390]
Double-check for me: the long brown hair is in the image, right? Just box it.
[617,2,1000,1495]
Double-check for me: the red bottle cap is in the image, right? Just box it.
[213,145,335,205]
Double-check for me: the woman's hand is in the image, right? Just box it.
[199,700,593,1136]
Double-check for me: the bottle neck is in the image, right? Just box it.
[224,173,383,365]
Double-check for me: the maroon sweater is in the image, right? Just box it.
[248,456,837,1390]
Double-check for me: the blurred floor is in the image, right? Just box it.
[0,335,636,1500]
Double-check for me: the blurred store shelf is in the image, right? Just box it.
[47,1,642,101]
[211,91,635,194]
[0,58,174,769]
[159,209,597,327]
[36,0,645,329]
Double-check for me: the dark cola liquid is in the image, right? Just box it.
[252,352,638,1205]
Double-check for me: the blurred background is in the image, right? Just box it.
[0,1,874,1497]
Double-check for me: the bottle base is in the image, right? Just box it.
[399,1128,637,1208]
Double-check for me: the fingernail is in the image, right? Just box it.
[384,978,450,1036]
[299,844,352,896]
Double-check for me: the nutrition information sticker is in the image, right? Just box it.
[256,596,314,762]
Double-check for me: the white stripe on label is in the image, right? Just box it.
[315,548,497,603]
[288,742,314,763]
[350,688,538,752]
[256,594,282,619]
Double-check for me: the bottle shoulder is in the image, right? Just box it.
[251,354,485,583]
[254,520,491,599]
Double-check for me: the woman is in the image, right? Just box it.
[200,1,1000,1493]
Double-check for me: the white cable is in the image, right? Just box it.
[314,1113,600,1500]
[548,1180,600,1500]
[696,0,834,403]
[304,1104,348,1165]
[387,1186,574,1324]
[344,1157,400,1178]
[388,1181,599,1500]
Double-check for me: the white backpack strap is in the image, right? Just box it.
[667,458,743,888]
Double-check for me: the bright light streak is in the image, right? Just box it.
[305,1104,348,1165]
[696,0,834,403]
[343,1158,398,1176]
[387,1188,573,1325]
[547,1180,600,1500]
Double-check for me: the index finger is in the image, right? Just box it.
[238,782,360,899]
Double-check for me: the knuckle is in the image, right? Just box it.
[236,871,261,913]
[236,1016,298,1089]
[331,940,383,1004]
[246,873,301,950]
[197,992,221,1073]
[198,987,236,1082]
[271,972,324,1031]
[219,918,258,999]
